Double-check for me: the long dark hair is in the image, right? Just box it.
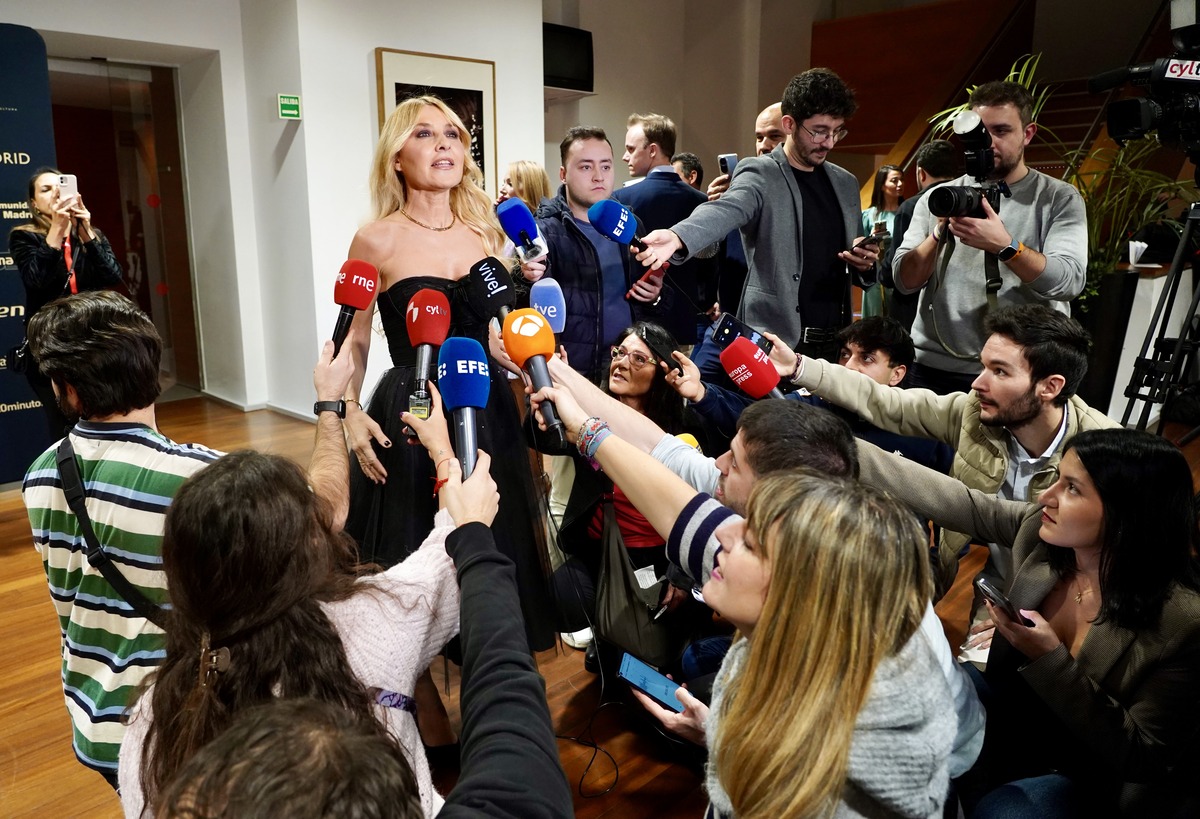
[1047,429,1200,630]
[605,321,686,433]
[138,451,381,806]
[869,164,901,212]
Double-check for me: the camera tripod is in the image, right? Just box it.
[1121,199,1200,440]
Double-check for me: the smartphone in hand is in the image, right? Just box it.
[711,312,773,355]
[717,153,738,176]
[57,174,79,202]
[618,652,685,713]
[975,576,1033,626]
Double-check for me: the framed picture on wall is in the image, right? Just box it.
[375,48,497,196]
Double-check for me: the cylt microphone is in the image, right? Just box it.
[496,198,549,264]
[464,256,516,323]
[530,279,567,335]
[405,289,452,420]
[437,337,491,479]
[502,308,564,439]
[720,336,785,399]
[332,259,379,356]
[586,200,669,299]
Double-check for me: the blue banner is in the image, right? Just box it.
[0,24,56,483]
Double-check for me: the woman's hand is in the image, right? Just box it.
[529,384,588,443]
[520,257,546,283]
[630,682,708,746]
[440,450,499,526]
[764,331,799,380]
[399,381,453,463]
[488,321,523,378]
[961,618,995,653]
[344,401,391,484]
[70,196,95,240]
[664,351,705,402]
[987,602,1063,660]
[47,193,76,246]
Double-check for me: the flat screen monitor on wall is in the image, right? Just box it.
[543,23,593,92]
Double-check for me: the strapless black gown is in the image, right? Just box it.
[345,275,554,650]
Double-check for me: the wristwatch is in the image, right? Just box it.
[997,237,1024,262]
[313,399,346,419]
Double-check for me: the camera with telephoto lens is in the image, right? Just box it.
[1092,0,1200,170]
[927,109,1010,218]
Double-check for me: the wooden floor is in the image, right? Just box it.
[11,395,1174,817]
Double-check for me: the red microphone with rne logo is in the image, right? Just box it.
[332,259,379,357]
[719,336,785,399]
[406,289,452,420]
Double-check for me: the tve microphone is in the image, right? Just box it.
[437,337,491,479]
[586,200,669,298]
[502,308,564,439]
[496,198,549,264]
[405,289,452,420]
[530,279,567,334]
[332,259,379,356]
[720,336,785,399]
[464,256,516,323]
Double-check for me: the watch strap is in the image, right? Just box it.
[314,399,346,419]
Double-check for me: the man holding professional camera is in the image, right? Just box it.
[893,81,1087,395]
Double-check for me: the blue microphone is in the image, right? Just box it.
[530,279,567,335]
[437,337,491,478]
[587,199,668,298]
[497,198,548,264]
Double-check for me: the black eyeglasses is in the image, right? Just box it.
[798,123,849,144]
[610,345,657,370]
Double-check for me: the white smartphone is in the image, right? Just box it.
[57,174,79,201]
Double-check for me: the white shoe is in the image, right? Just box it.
[561,628,592,650]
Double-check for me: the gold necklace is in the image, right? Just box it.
[1073,577,1094,604]
[400,208,455,232]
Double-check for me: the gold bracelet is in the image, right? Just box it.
[345,398,362,409]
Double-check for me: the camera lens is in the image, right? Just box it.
[927,186,983,218]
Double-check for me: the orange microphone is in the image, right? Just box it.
[502,308,564,439]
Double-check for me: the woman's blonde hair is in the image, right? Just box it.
[715,470,932,818]
[505,159,552,213]
[369,95,504,253]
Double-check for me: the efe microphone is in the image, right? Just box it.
[332,259,379,357]
[586,200,669,298]
[497,198,549,264]
[720,336,785,399]
[502,308,564,440]
[405,289,452,420]
[437,337,491,478]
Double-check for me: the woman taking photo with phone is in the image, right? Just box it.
[10,168,123,434]
[854,428,1200,817]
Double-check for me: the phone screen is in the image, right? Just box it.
[711,312,773,355]
[618,653,685,713]
[638,326,683,374]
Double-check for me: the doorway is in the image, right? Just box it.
[47,57,201,392]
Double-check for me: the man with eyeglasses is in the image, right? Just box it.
[634,68,879,362]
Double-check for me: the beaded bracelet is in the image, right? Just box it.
[576,416,611,460]
[789,355,804,385]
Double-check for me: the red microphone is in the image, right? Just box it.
[406,289,452,419]
[332,259,379,357]
[719,336,785,399]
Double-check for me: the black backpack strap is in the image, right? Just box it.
[55,438,167,628]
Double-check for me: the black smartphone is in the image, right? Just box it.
[975,576,1033,626]
[711,312,774,355]
[717,153,738,176]
[638,325,683,375]
[618,652,685,713]
[857,234,881,249]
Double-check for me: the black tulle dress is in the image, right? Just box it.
[345,275,554,651]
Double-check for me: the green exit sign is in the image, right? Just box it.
[278,94,301,120]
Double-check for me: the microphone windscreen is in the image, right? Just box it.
[464,256,516,321]
[496,198,540,245]
[587,200,637,245]
[720,336,781,399]
[676,433,701,451]
[501,308,557,369]
[406,289,452,346]
[530,279,567,334]
[437,337,491,411]
[334,259,379,310]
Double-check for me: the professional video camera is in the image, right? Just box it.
[1092,0,1200,175]
[927,109,1011,218]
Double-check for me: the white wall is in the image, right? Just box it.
[8,0,545,418]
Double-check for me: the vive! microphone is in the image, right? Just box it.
[586,199,669,299]
[437,337,491,479]
[496,198,549,264]
[720,336,785,400]
[530,279,567,335]
[464,256,516,322]
[502,308,564,440]
[332,259,379,356]
[405,289,452,420]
